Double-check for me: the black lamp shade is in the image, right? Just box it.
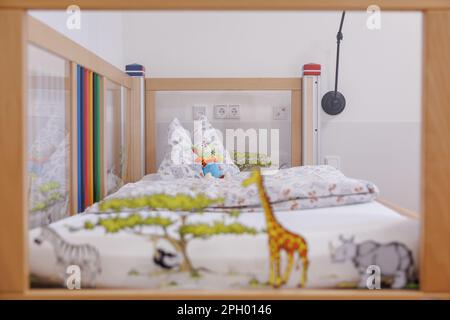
[321,91,346,115]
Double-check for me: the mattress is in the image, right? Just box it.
[29,201,420,290]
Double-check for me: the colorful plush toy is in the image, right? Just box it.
[192,143,225,178]
[193,143,221,164]
[202,163,223,178]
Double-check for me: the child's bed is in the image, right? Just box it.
[5,12,449,299]
[24,20,421,290]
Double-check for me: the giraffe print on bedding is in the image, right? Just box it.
[243,169,309,288]
[34,227,102,288]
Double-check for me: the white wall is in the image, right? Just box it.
[123,11,422,212]
[29,10,423,212]
[29,10,125,70]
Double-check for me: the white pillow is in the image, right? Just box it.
[157,118,203,179]
[193,115,240,176]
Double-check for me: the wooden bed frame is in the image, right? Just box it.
[145,77,308,173]
[0,1,449,300]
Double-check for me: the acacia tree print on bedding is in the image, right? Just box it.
[79,193,261,283]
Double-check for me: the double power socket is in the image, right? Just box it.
[213,104,240,119]
[192,104,240,120]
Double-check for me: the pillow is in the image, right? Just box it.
[157,118,203,179]
[193,115,240,176]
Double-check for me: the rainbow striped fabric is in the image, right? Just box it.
[77,65,102,212]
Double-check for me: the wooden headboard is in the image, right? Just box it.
[144,70,320,174]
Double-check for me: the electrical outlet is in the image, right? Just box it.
[324,155,340,170]
[192,105,206,120]
[273,106,289,120]
[228,104,240,119]
[214,104,228,119]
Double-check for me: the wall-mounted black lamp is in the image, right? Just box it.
[321,11,346,115]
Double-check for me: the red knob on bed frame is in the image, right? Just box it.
[303,63,321,76]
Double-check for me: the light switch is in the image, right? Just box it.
[273,106,289,120]
[192,105,206,120]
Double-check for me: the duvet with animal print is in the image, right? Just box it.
[29,201,419,290]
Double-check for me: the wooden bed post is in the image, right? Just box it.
[421,10,450,293]
[291,88,302,167]
[0,9,28,294]
[123,87,133,183]
[302,64,321,166]
[145,90,156,174]
[130,77,145,181]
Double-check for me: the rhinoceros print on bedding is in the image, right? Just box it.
[329,235,417,289]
